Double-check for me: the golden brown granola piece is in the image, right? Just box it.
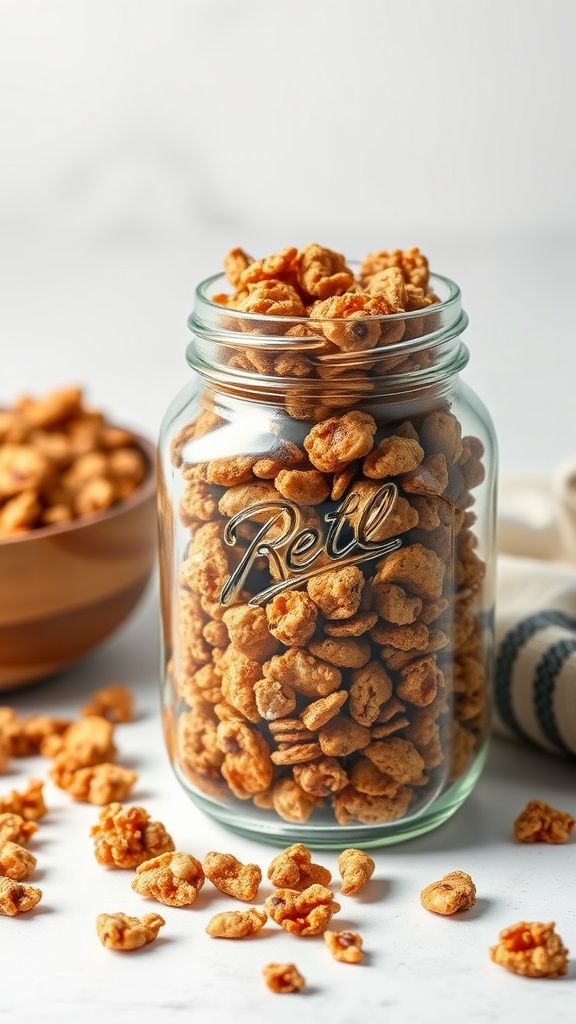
[513,800,575,844]
[299,690,348,731]
[268,718,316,744]
[0,841,37,881]
[364,737,425,785]
[205,906,267,938]
[10,713,72,757]
[271,777,319,823]
[216,720,274,799]
[489,921,568,978]
[270,742,323,766]
[218,647,263,723]
[324,929,364,963]
[0,444,54,499]
[264,884,340,936]
[308,636,371,669]
[274,467,330,505]
[420,410,463,461]
[96,911,165,950]
[297,243,354,299]
[132,851,205,907]
[318,716,371,757]
[364,266,407,311]
[223,246,254,288]
[238,279,306,318]
[177,707,224,779]
[0,490,43,534]
[332,784,413,825]
[267,843,331,891]
[371,583,423,625]
[264,649,342,699]
[292,757,349,797]
[50,756,138,805]
[262,962,305,993]
[0,779,47,820]
[53,715,117,767]
[239,246,298,287]
[254,676,297,722]
[221,605,278,661]
[349,757,403,796]
[303,411,377,473]
[359,246,430,290]
[420,870,476,915]
[309,294,384,351]
[401,453,449,496]
[307,565,365,620]
[370,620,429,651]
[396,655,445,707]
[0,812,38,845]
[347,662,393,727]
[90,803,175,869]
[373,543,446,600]
[363,435,424,479]
[252,439,305,479]
[206,455,256,487]
[337,848,375,895]
[0,876,42,915]
[81,685,134,723]
[203,851,262,901]
[182,521,234,602]
[324,611,378,638]
[265,591,318,647]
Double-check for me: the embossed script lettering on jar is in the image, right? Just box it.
[220,482,405,606]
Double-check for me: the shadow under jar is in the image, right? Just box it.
[158,267,498,849]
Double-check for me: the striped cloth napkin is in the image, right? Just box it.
[494,461,576,758]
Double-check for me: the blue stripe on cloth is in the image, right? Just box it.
[494,610,576,741]
[533,639,576,758]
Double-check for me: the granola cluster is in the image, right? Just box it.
[167,243,489,829]
[0,798,42,916]
[489,921,569,979]
[419,869,477,915]
[0,386,150,536]
[1,685,137,806]
[0,683,138,920]
[513,799,576,844]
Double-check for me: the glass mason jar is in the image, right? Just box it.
[158,264,497,849]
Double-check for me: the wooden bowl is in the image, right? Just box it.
[0,436,157,691]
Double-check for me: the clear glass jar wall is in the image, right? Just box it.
[158,267,498,849]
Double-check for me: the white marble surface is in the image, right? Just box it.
[0,582,574,1024]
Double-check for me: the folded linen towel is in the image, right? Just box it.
[494,461,576,758]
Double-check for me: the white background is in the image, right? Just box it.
[1,0,575,475]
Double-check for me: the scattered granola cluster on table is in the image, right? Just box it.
[0,688,572,984]
[0,685,137,806]
[168,242,489,830]
[0,684,136,916]
[489,921,569,979]
[513,799,576,844]
[0,386,150,536]
[419,869,477,915]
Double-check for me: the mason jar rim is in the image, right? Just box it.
[189,267,463,342]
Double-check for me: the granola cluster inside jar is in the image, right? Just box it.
[158,243,497,847]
